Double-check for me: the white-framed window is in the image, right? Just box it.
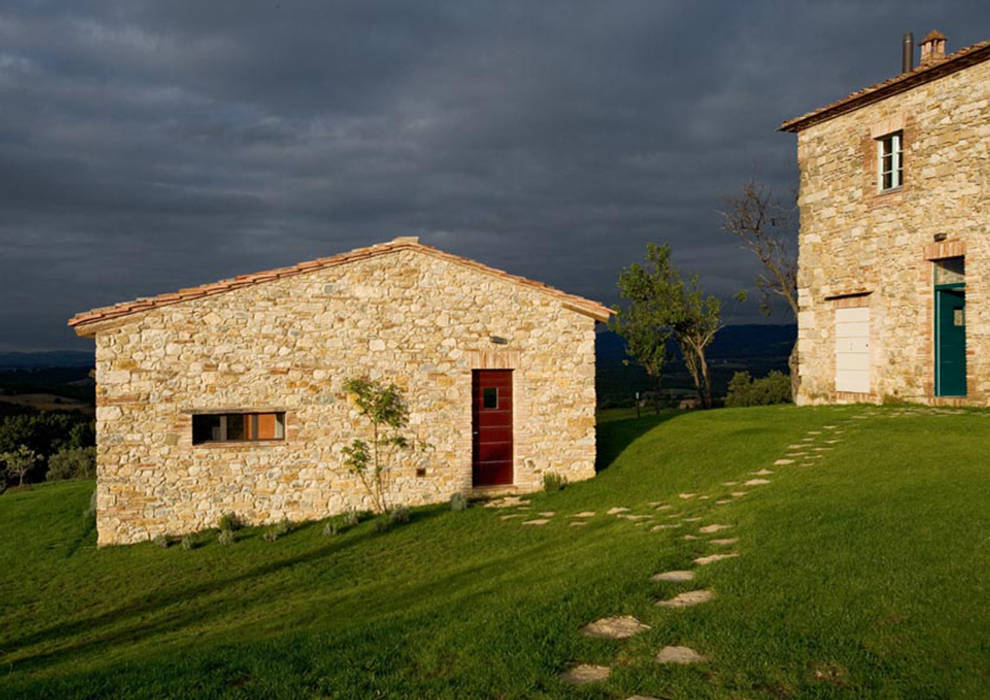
[877,131,903,191]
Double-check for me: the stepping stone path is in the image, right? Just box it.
[683,534,699,541]
[522,519,550,526]
[698,523,732,534]
[619,514,651,521]
[651,524,680,531]
[571,511,595,518]
[538,511,556,517]
[752,468,774,475]
[773,459,794,465]
[484,496,529,508]
[580,615,651,639]
[678,493,697,499]
[560,664,610,685]
[651,570,694,582]
[569,521,588,527]
[694,552,739,566]
[656,646,708,664]
[500,514,524,520]
[744,478,771,486]
[730,491,747,497]
[656,589,714,608]
[607,507,630,515]
[683,516,702,522]
[715,499,732,505]
[710,537,738,546]
[722,481,738,486]
[654,504,672,511]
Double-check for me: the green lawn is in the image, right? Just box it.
[1,405,988,698]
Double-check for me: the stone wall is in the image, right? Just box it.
[90,248,598,545]
[794,58,989,405]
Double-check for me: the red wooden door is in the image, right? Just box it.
[472,370,513,486]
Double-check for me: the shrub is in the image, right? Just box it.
[373,516,390,533]
[2,445,40,488]
[322,520,340,537]
[389,506,410,525]
[217,529,235,546]
[542,471,567,493]
[180,535,195,551]
[83,488,97,519]
[724,370,793,407]
[47,447,96,481]
[152,534,170,549]
[449,493,468,511]
[217,512,242,532]
[264,518,293,542]
[342,509,362,527]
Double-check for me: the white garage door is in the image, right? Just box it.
[835,307,870,393]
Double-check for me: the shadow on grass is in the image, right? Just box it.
[6,528,559,676]
[596,411,679,472]
[3,507,450,661]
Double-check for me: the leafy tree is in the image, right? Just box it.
[725,371,793,407]
[2,445,40,487]
[342,377,427,514]
[47,446,97,481]
[721,179,799,395]
[614,243,722,409]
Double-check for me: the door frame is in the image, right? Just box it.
[934,282,966,397]
[471,369,514,487]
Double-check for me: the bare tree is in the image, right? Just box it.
[721,180,800,396]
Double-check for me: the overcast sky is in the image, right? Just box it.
[1,1,986,350]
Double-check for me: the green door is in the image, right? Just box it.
[936,287,966,396]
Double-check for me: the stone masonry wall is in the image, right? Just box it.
[794,59,989,405]
[91,249,598,545]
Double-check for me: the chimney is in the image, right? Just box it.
[902,32,914,72]
[919,29,947,66]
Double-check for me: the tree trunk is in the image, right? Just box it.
[788,342,800,403]
[697,352,713,409]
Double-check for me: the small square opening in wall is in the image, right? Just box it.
[483,387,498,409]
[415,468,427,477]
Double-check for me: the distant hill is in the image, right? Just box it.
[596,324,796,405]
[0,351,94,370]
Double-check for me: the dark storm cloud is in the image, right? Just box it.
[0,0,986,349]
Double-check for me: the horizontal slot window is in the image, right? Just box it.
[192,412,285,444]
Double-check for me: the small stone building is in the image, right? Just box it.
[781,31,989,405]
[69,237,611,545]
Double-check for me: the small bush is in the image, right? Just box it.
[262,530,279,542]
[322,520,340,537]
[542,472,566,493]
[46,447,96,481]
[152,534,170,549]
[724,371,792,407]
[449,493,468,511]
[180,535,195,551]
[217,529,235,546]
[373,516,390,533]
[217,512,242,532]
[83,488,97,519]
[389,506,411,525]
[273,518,292,536]
[342,509,362,527]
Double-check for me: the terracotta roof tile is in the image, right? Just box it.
[780,39,990,132]
[69,238,613,334]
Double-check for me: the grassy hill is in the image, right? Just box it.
[1,405,987,698]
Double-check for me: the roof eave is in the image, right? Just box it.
[779,42,990,133]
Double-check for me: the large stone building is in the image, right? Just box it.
[69,237,611,545]
[781,31,989,405]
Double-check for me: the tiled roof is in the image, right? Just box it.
[68,237,614,334]
[780,39,990,132]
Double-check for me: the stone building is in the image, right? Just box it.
[69,237,611,545]
[780,31,989,405]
